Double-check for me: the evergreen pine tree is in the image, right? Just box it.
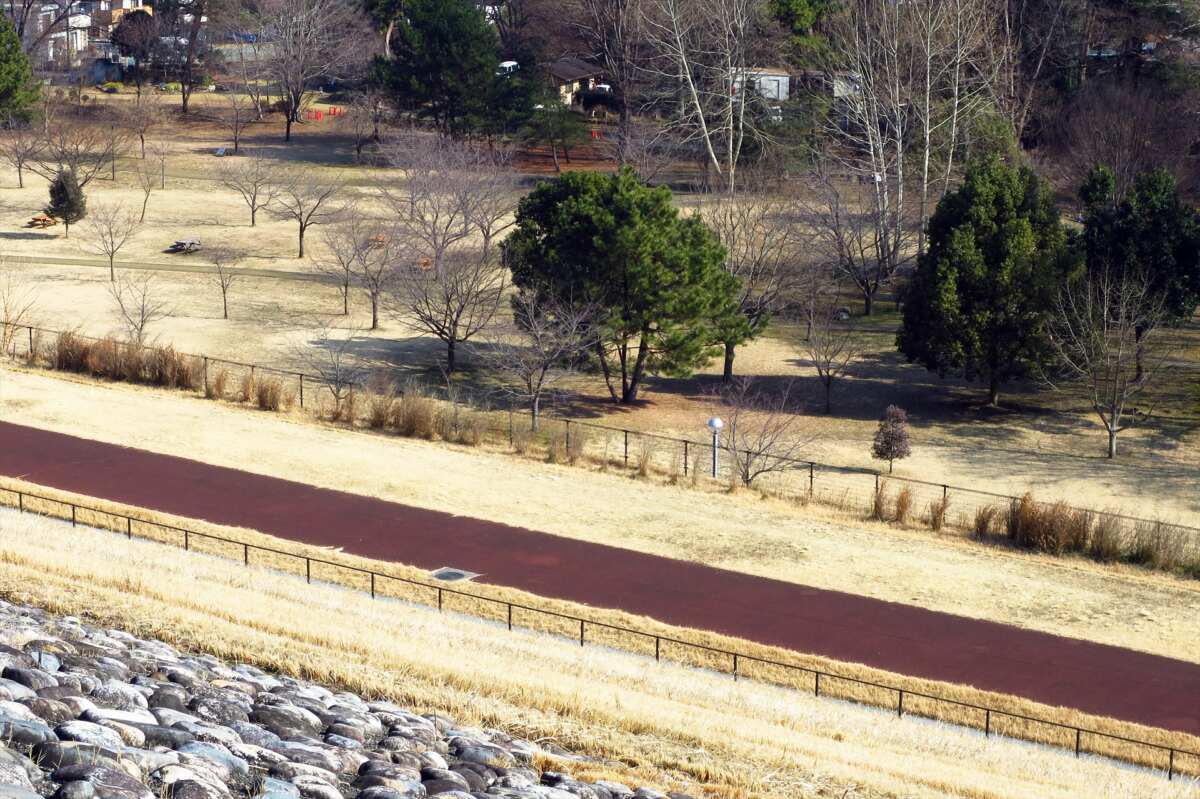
[0,15,38,123]
[871,405,911,474]
[46,170,87,237]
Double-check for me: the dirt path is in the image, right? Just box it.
[5,254,325,282]
[3,418,1199,737]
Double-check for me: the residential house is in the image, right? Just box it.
[546,57,603,105]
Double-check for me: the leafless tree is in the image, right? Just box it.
[5,0,76,55]
[342,87,389,162]
[108,273,168,344]
[579,0,648,166]
[134,161,156,223]
[317,211,378,317]
[0,122,42,189]
[801,299,866,414]
[699,189,805,382]
[982,0,1071,143]
[717,378,817,486]
[473,291,594,430]
[207,246,241,320]
[294,322,365,419]
[388,248,508,372]
[82,203,140,282]
[380,134,518,278]
[255,0,370,142]
[103,119,132,182]
[271,170,345,257]
[149,138,172,190]
[31,121,112,189]
[641,0,771,194]
[0,262,37,357]
[209,92,253,154]
[122,96,165,160]
[1046,269,1172,459]
[219,150,278,227]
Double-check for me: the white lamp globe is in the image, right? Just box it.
[706,417,724,432]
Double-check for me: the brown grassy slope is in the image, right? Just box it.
[0,507,1196,799]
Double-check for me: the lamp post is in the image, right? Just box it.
[706,417,724,479]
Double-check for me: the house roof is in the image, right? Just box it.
[547,57,603,83]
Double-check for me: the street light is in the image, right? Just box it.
[706,417,724,479]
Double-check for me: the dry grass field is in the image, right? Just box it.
[2,366,1198,666]
[0,505,1197,798]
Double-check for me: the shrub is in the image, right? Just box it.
[366,385,397,430]
[144,346,197,390]
[972,505,999,540]
[871,482,887,521]
[53,331,90,372]
[635,439,658,478]
[1090,513,1125,562]
[1128,521,1184,570]
[566,425,588,465]
[255,377,284,411]
[85,336,120,378]
[239,371,256,403]
[512,426,533,455]
[209,368,228,400]
[393,389,437,439]
[927,495,950,532]
[545,429,566,464]
[457,410,485,447]
[893,486,912,525]
[1007,494,1091,555]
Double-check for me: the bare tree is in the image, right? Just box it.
[317,211,377,317]
[82,203,140,281]
[134,161,156,222]
[699,189,805,382]
[802,299,866,414]
[31,120,112,189]
[389,248,507,371]
[294,323,365,419]
[149,138,172,190]
[209,92,253,154]
[380,134,518,278]
[271,171,345,257]
[717,378,817,486]
[255,0,369,142]
[0,261,37,357]
[642,0,770,194]
[0,122,42,189]
[108,273,168,344]
[219,150,278,227]
[579,0,648,166]
[1046,269,1172,459]
[103,119,132,182]
[473,291,594,430]
[122,96,165,160]
[342,87,389,162]
[207,246,241,320]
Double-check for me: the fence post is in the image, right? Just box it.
[370,572,375,598]
[683,441,689,475]
[507,604,512,631]
[654,637,660,661]
[243,543,249,565]
[809,462,815,494]
[943,484,948,500]
[306,558,311,584]
[897,690,904,717]
[1169,749,1175,780]
[623,431,629,466]
[28,326,32,356]
[299,374,304,408]
[579,619,584,647]
[814,672,820,697]
[71,506,76,527]
[17,493,22,513]
[437,588,443,611]
[184,530,189,550]
[875,473,880,493]
[565,419,571,452]
[984,709,990,737]
[126,517,132,539]
[732,653,738,681]
[508,411,513,447]
[1075,728,1081,757]
[202,357,208,394]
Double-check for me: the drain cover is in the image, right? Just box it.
[429,566,481,582]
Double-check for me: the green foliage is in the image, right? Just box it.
[0,15,38,122]
[375,0,501,136]
[519,103,588,171]
[504,169,741,403]
[1081,166,1200,323]
[897,155,1077,404]
[768,0,834,64]
[46,170,87,235]
[111,10,156,63]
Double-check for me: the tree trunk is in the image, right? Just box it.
[342,287,349,316]
[1107,427,1117,459]
[297,225,305,258]
[550,143,560,172]
[285,115,294,143]
[824,378,832,415]
[370,296,378,330]
[222,292,229,320]
[63,221,70,238]
[140,194,149,223]
[863,290,873,317]
[888,459,893,474]
[446,338,456,372]
[15,165,22,188]
[988,375,1000,407]
[109,259,114,282]
[250,206,257,227]
[722,341,736,384]
[530,395,540,432]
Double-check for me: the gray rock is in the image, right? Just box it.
[288,777,341,799]
[2,669,56,692]
[228,722,279,749]
[356,786,426,799]
[267,762,338,787]
[250,706,322,738]
[48,766,153,799]
[419,769,468,795]
[81,709,157,727]
[0,717,56,749]
[122,723,193,750]
[0,787,42,799]
[30,742,128,775]
[252,777,299,799]
[21,698,74,724]
[176,742,249,783]
[0,747,34,789]
[0,682,35,703]
[55,722,125,750]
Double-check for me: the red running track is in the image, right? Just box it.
[1,420,1199,736]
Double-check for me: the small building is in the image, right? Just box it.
[731,67,791,102]
[546,57,604,105]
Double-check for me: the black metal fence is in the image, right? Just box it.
[4,321,1200,569]
[0,483,1196,782]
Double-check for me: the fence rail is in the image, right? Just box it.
[0,483,1196,783]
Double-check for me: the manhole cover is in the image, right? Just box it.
[429,566,481,582]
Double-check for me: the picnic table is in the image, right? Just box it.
[167,239,202,254]
[26,214,56,229]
